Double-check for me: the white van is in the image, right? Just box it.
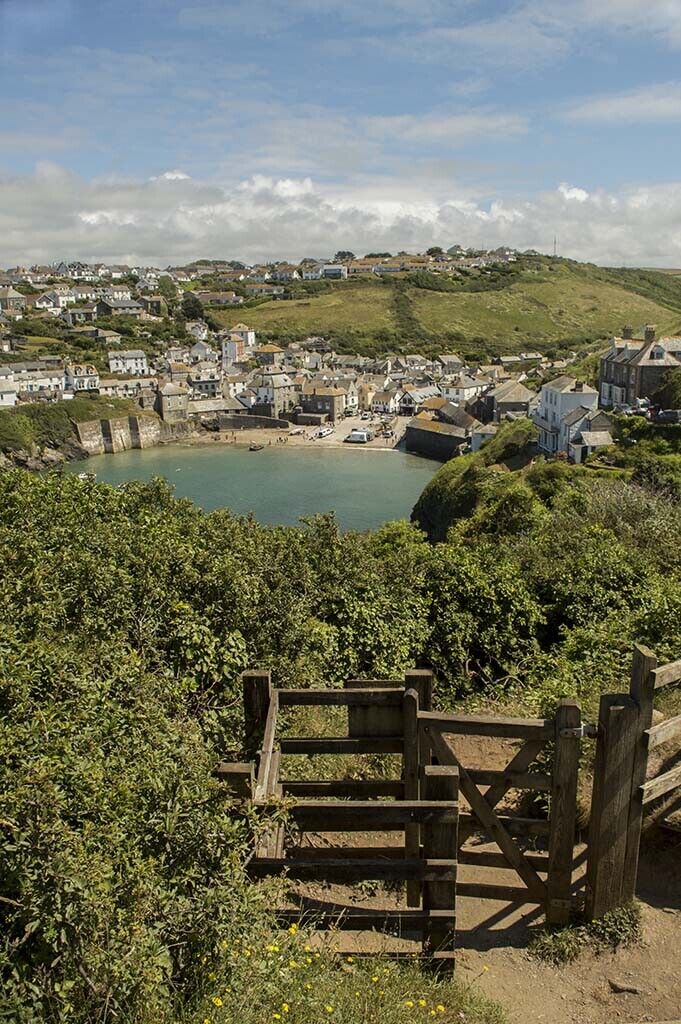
[317,426,334,438]
[344,428,373,444]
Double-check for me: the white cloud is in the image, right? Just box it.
[4,164,681,267]
[566,82,681,122]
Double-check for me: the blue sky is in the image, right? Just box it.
[2,0,681,265]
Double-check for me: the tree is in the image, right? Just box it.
[157,275,177,302]
[653,367,681,410]
[181,292,204,320]
[426,246,444,256]
[365,252,392,259]
[334,250,355,262]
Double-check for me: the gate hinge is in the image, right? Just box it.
[560,723,598,739]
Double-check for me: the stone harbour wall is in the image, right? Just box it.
[75,416,195,455]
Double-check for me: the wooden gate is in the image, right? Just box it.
[414,696,583,925]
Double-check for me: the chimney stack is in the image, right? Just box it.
[644,325,656,344]
[575,380,584,392]
[622,325,633,340]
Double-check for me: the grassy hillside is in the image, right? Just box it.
[212,259,681,357]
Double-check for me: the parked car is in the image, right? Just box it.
[316,426,334,438]
[655,409,681,424]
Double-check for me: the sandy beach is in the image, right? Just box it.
[180,413,408,453]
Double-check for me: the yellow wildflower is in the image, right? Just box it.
[212,997,223,1008]
[483,965,490,972]
[203,1019,212,1024]
[243,949,252,958]
[430,1012,436,1018]
[273,1015,281,1021]
[266,944,279,953]
[289,960,298,968]
[304,944,312,952]
[404,1000,414,1008]
[281,1003,290,1013]
[436,1006,445,1013]
[325,1006,334,1014]
[304,983,312,991]
[418,999,427,1007]
[346,956,354,963]
[288,924,298,935]
[314,952,320,959]
[371,975,379,983]
[208,972,216,981]
[305,957,312,965]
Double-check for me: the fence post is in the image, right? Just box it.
[422,764,458,971]
[403,687,421,907]
[547,700,581,925]
[243,669,272,758]
[585,694,639,920]
[622,645,657,902]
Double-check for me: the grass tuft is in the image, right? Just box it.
[529,902,642,966]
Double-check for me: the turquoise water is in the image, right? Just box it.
[65,444,437,530]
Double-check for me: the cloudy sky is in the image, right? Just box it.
[2,0,681,266]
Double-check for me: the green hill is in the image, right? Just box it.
[211,258,681,358]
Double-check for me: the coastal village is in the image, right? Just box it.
[1,252,680,464]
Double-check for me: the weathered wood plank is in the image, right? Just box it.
[547,700,582,925]
[468,768,552,791]
[345,678,403,737]
[289,800,459,832]
[585,695,639,920]
[280,737,404,755]
[275,908,455,930]
[403,687,421,907]
[249,858,458,881]
[647,715,681,751]
[277,688,403,706]
[213,762,255,798]
[288,845,402,861]
[456,882,543,903]
[281,780,404,799]
[623,645,658,902]
[653,659,681,690]
[641,762,681,805]
[254,691,279,802]
[426,728,547,899]
[419,710,553,740]
[243,669,272,757]
[458,848,549,871]
[483,740,546,809]
[458,812,550,837]
[422,765,458,968]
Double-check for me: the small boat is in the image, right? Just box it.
[249,442,264,452]
[77,471,96,481]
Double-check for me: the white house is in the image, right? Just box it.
[439,374,487,404]
[0,382,17,407]
[108,350,149,376]
[533,376,599,454]
[229,323,256,347]
[190,340,217,363]
[371,390,403,415]
[14,367,65,395]
[65,363,100,392]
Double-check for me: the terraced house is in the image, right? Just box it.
[599,325,681,408]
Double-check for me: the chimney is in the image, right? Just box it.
[644,325,656,344]
[622,324,633,340]
[575,380,584,392]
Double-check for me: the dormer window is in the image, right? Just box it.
[651,346,664,360]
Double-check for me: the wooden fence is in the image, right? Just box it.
[585,645,681,919]
[216,646,681,960]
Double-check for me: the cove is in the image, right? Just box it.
[64,444,438,530]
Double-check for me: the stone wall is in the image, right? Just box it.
[75,415,195,455]
[404,422,467,461]
[217,413,289,431]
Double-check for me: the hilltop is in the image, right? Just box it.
[210,258,681,359]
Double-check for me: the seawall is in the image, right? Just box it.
[75,415,196,455]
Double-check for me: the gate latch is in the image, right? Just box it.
[560,723,598,739]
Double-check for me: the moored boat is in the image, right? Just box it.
[249,442,264,451]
